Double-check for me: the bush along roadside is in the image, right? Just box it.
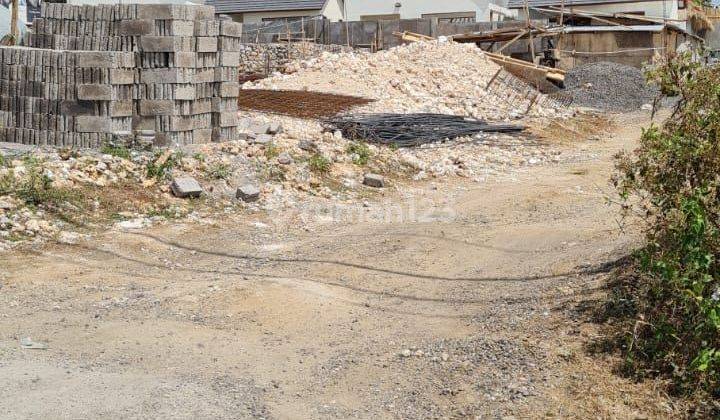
[613,54,719,407]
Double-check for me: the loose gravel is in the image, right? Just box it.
[560,61,659,111]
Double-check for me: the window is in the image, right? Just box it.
[678,0,686,9]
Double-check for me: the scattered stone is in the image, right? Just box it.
[170,177,203,198]
[0,198,15,210]
[298,139,317,151]
[268,122,283,135]
[236,184,260,202]
[252,134,274,145]
[58,231,81,245]
[363,173,385,188]
[117,218,150,230]
[248,123,270,135]
[277,152,293,165]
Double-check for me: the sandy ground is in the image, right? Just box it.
[0,112,681,419]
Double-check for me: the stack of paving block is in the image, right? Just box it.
[0,48,135,148]
[18,2,243,147]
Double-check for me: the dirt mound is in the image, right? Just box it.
[248,41,568,121]
[561,62,659,111]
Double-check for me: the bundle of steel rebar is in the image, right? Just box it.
[325,113,524,147]
[238,89,373,119]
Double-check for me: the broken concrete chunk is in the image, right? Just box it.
[170,177,203,198]
[277,152,293,165]
[268,122,283,135]
[252,134,273,145]
[248,123,270,135]
[363,173,385,188]
[236,184,260,202]
[298,139,317,151]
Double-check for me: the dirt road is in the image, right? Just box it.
[0,112,678,418]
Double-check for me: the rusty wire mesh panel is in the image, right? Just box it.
[237,89,373,119]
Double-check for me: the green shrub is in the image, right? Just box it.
[146,151,181,180]
[264,143,280,160]
[346,141,371,165]
[308,153,331,174]
[207,163,231,180]
[101,144,131,160]
[614,55,719,400]
[2,159,81,210]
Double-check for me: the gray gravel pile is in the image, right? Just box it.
[560,62,659,111]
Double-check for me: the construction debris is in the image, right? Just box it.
[248,41,569,121]
[326,113,523,147]
[363,173,385,188]
[237,89,373,119]
[170,177,203,198]
[236,183,261,202]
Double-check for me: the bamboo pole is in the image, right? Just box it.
[524,0,535,62]
[497,29,529,53]
[10,0,19,44]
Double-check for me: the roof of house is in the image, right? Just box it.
[507,0,650,9]
[206,0,328,14]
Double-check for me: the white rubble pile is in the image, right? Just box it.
[250,41,568,120]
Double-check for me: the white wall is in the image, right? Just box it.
[240,9,323,24]
[345,0,494,21]
[322,0,346,21]
[516,0,680,21]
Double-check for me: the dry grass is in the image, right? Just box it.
[531,113,612,144]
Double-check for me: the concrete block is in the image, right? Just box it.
[133,116,156,131]
[60,101,95,116]
[75,116,112,133]
[236,184,260,202]
[193,128,212,144]
[219,51,240,67]
[195,5,216,20]
[137,4,182,20]
[219,21,243,37]
[139,100,175,116]
[217,112,238,128]
[75,51,117,68]
[77,84,113,101]
[171,21,195,37]
[141,68,192,84]
[196,37,217,52]
[175,85,196,100]
[118,20,154,36]
[169,116,194,132]
[173,52,196,68]
[171,176,203,198]
[363,173,385,188]
[140,36,188,53]
[110,100,134,117]
[110,69,135,85]
[193,69,215,83]
[191,100,211,115]
[219,82,239,98]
